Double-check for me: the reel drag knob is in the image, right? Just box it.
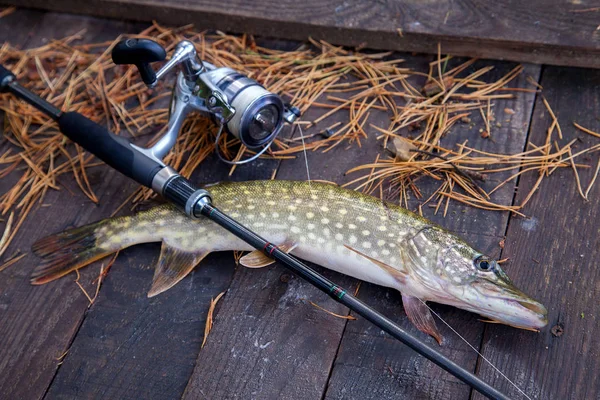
[112,39,166,86]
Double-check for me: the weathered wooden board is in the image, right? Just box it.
[0,8,44,43]
[182,264,358,399]
[0,11,143,400]
[43,156,283,400]
[181,85,362,399]
[3,1,600,68]
[474,66,600,400]
[0,8,46,153]
[323,61,543,400]
[37,29,296,400]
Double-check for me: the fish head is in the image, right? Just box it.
[406,226,548,331]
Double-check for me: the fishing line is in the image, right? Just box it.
[298,124,341,238]
[298,124,530,399]
[419,299,533,400]
[298,124,313,184]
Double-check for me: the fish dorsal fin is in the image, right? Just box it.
[401,294,443,345]
[344,244,407,283]
[148,243,209,297]
[240,241,297,268]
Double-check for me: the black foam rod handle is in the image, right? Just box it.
[112,39,166,85]
[57,112,163,187]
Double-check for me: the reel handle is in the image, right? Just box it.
[112,39,166,85]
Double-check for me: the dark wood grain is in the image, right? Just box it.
[321,61,542,400]
[181,93,361,399]
[42,159,277,400]
[0,7,45,43]
[473,66,600,400]
[0,8,46,153]
[0,11,144,400]
[3,0,600,68]
[41,52,289,400]
[183,264,358,399]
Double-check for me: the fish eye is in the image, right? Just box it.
[474,255,493,272]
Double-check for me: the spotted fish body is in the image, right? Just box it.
[32,180,548,343]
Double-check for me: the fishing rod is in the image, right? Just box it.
[0,39,510,400]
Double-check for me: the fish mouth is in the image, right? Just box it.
[449,280,549,331]
[506,298,548,329]
[516,299,547,317]
[479,295,548,331]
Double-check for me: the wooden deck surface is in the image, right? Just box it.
[1,8,599,400]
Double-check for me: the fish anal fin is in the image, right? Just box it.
[148,243,209,297]
[240,241,297,268]
[344,244,407,283]
[402,294,443,345]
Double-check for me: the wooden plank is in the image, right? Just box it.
[474,66,600,400]
[182,263,358,399]
[322,60,542,400]
[3,0,600,69]
[40,37,295,400]
[181,86,361,399]
[0,11,144,400]
[42,158,280,400]
[0,8,45,43]
[0,8,46,132]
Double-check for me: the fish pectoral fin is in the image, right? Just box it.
[401,294,443,345]
[344,244,407,283]
[148,243,209,297]
[240,241,297,268]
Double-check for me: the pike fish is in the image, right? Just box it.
[32,180,548,343]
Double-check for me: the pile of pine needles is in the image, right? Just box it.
[0,22,599,269]
[324,54,600,216]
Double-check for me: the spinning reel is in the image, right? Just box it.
[111,38,300,165]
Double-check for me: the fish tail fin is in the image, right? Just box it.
[31,220,120,285]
